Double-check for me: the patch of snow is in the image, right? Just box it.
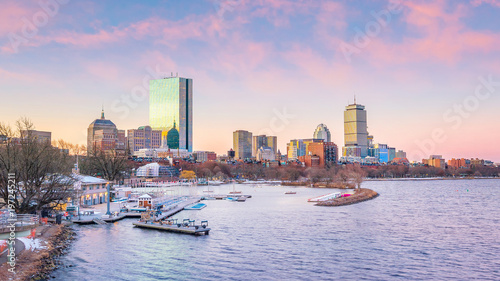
[18,237,47,251]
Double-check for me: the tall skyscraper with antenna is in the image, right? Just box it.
[343,98,369,158]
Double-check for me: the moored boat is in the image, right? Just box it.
[184,203,207,210]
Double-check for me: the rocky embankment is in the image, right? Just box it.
[0,224,76,281]
[316,188,379,207]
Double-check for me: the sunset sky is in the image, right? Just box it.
[1,0,500,162]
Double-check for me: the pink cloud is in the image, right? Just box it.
[470,0,500,7]
[358,0,500,65]
[0,1,37,36]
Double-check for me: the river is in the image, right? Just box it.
[52,179,500,280]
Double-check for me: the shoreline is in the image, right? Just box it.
[365,177,499,182]
[0,224,76,281]
[281,182,355,189]
[281,177,499,188]
[315,188,379,207]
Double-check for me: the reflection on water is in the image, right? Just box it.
[53,180,500,280]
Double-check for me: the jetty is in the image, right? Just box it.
[315,188,378,207]
[133,219,210,236]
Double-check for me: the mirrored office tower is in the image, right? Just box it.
[150,77,193,152]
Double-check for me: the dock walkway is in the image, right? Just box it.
[132,221,210,235]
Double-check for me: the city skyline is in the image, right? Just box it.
[1,0,500,162]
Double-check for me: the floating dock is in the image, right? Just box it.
[133,220,210,236]
[202,194,252,200]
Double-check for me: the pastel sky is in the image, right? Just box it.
[1,0,500,162]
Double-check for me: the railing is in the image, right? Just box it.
[0,214,39,233]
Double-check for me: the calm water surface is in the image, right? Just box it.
[52,179,500,280]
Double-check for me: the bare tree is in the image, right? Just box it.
[0,118,76,214]
[347,165,367,189]
[79,147,129,182]
[52,139,87,156]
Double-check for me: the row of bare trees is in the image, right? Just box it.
[51,139,86,156]
[0,118,132,213]
[0,119,75,214]
[177,161,367,188]
[363,165,500,178]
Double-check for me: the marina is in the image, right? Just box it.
[72,197,201,224]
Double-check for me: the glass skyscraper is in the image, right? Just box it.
[149,77,193,152]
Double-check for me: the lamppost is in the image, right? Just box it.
[106,183,111,216]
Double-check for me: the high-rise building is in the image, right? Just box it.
[287,139,304,161]
[21,130,51,143]
[313,124,331,143]
[287,139,324,161]
[127,126,162,154]
[117,130,127,151]
[343,100,368,157]
[252,135,277,156]
[267,136,277,154]
[149,76,193,152]
[395,150,407,159]
[369,143,392,163]
[87,109,124,155]
[300,141,338,168]
[233,130,252,159]
[388,147,396,162]
[253,135,268,157]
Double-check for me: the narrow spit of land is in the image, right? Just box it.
[315,188,379,207]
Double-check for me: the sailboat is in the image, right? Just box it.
[203,184,213,193]
[228,180,242,194]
